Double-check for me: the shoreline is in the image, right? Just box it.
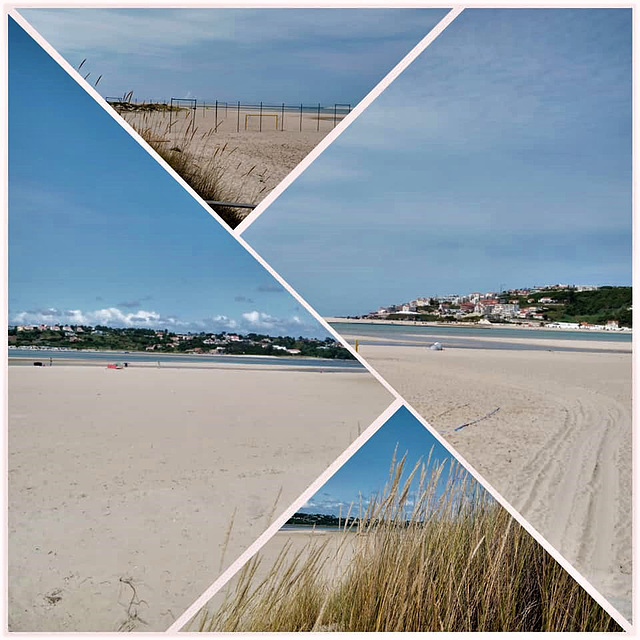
[326,317,632,335]
[338,332,631,353]
[7,358,361,373]
[8,346,351,362]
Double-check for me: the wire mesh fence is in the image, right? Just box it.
[106,97,352,133]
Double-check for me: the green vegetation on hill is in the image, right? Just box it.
[8,326,355,360]
[521,287,632,327]
[287,512,358,528]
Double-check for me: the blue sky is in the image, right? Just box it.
[18,8,448,105]
[244,9,632,317]
[8,18,332,339]
[298,405,458,517]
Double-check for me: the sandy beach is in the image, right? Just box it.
[346,340,631,620]
[120,106,342,215]
[8,364,391,632]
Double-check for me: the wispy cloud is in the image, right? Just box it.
[257,283,285,293]
[117,300,142,309]
[18,8,446,102]
[19,9,438,57]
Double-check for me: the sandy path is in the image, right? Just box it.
[8,365,391,632]
[349,342,631,620]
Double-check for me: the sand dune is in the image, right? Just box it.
[120,107,340,214]
[8,364,391,631]
[349,342,631,620]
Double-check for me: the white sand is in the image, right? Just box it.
[8,364,391,631]
[349,342,631,620]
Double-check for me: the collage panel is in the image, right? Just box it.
[7,19,394,631]
[17,7,450,228]
[241,8,633,623]
[186,405,621,632]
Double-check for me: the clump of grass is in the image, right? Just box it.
[195,454,620,632]
[126,107,269,228]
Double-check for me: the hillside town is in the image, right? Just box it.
[8,325,355,359]
[361,284,632,331]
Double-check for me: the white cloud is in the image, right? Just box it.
[11,306,177,328]
[242,310,277,328]
[211,315,238,330]
[239,310,316,336]
[11,306,327,338]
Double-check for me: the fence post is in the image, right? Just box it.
[215,100,218,132]
[237,101,240,133]
[317,103,320,131]
[334,103,337,128]
[299,104,303,132]
[259,101,263,132]
[281,103,285,131]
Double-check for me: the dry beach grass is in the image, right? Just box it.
[195,456,620,632]
[118,103,332,227]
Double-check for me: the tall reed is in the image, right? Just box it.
[127,108,268,228]
[195,455,620,632]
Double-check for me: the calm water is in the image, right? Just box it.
[8,347,364,371]
[330,322,632,353]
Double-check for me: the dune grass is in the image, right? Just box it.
[194,454,620,632]
[127,108,268,228]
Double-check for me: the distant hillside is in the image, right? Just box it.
[517,286,632,327]
[287,512,358,528]
[8,326,356,359]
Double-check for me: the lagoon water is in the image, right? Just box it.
[8,347,364,371]
[330,322,631,353]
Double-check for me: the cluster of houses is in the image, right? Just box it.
[14,323,91,341]
[144,331,304,355]
[545,321,625,332]
[367,284,629,331]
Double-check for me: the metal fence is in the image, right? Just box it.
[106,97,352,133]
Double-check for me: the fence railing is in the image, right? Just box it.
[106,97,352,133]
[204,200,256,210]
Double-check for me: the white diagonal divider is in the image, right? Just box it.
[166,398,404,633]
[235,6,465,234]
